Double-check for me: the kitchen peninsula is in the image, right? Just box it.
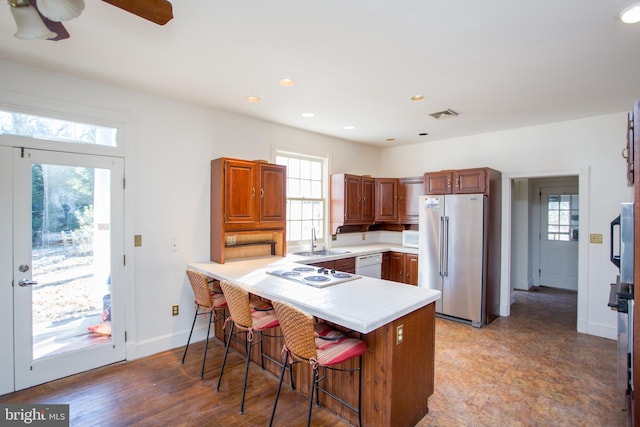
[189,254,440,426]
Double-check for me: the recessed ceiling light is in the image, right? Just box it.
[245,96,261,103]
[386,138,396,142]
[301,112,315,118]
[344,125,355,130]
[410,95,425,102]
[279,78,296,87]
[620,3,640,24]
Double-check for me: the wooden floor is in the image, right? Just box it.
[0,287,627,426]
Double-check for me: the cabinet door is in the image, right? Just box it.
[224,159,257,224]
[334,257,356,274]
[309,260,334,269]
[375,178,398,222]
[405,253,419,285]
[389,252,405,283]
[344,174,362,222]
[381,252,390,280]
[399,177,424,223]
[424,171,452,195]
[259,163,286,225]
[453,168,486,194]
[361,177,376,222]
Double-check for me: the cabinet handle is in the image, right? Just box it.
[252,187,256,197]
[260,188,264,198]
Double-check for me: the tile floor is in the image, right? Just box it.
[416,286,628,426]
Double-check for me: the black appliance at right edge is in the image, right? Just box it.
[609,202,634,401]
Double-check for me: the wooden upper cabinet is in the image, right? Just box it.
[362,177,376,222]
[399,176,424,224]
[375,178,398,222]
[214,157,286,230]
[224,159,258,224]
[258,162,286,226]
[331,174,376,232]
[424,171,453,194]
[211,157,287,263]
[344,174,362,222]
[454,168,486,194]
[424,168,489,195]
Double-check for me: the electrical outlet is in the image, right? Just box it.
[226,235,236,245]
[172,305,179,316]
[396,324,403,345]
[134,234,142,247]
[362,233,366,241]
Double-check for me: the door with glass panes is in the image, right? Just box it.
[12,147,125,390]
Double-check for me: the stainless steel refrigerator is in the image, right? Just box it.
[418,194,488,327]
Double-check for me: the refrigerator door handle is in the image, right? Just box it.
[439,216,445,276]
[442,216,449,276]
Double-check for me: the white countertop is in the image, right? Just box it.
[189,248,439,334]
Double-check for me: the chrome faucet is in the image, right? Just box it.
[310,226,317,254]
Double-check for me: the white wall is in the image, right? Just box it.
[0,59,380,360]
[511,178,530,291]
[379,114,634,339]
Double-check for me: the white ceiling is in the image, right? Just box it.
[0,0,639,146]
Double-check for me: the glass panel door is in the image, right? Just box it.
[13,148,125,390]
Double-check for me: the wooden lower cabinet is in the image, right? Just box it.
[214,301,436,427]
[309,257,355,274]
[388,252,419,285]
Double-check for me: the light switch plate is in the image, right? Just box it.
[134,234,142,247]
[589,233,603,244]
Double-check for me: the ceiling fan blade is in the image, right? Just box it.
[101,0,173,25]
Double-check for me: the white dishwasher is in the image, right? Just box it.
[355,253,383,279]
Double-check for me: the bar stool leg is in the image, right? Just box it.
[216,321,235,392]
[240,331,253,414]
[181,307,198,364]
[306,368,318,427]
[199,311,213,379]
[268,352,290,427]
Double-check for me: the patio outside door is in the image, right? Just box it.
[13,148,125,390]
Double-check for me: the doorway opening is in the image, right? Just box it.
[508,173,582,331]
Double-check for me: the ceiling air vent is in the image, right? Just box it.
[429,109,458,119]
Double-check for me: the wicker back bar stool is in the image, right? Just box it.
[181,269,228,379]
[269,300,367,427]
[216,281,294,414]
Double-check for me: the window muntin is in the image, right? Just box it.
[547,194,579,241]
[275,153,325,244]
[0,110,118,147]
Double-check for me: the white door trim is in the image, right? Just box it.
[0,146,15,395]
[501,166,590,334]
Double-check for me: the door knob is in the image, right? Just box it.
[18,279,38,287]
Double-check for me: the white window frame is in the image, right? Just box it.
[274,150,329,250]
[0,90,128,157]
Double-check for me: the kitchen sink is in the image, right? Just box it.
[292,249,350,256]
